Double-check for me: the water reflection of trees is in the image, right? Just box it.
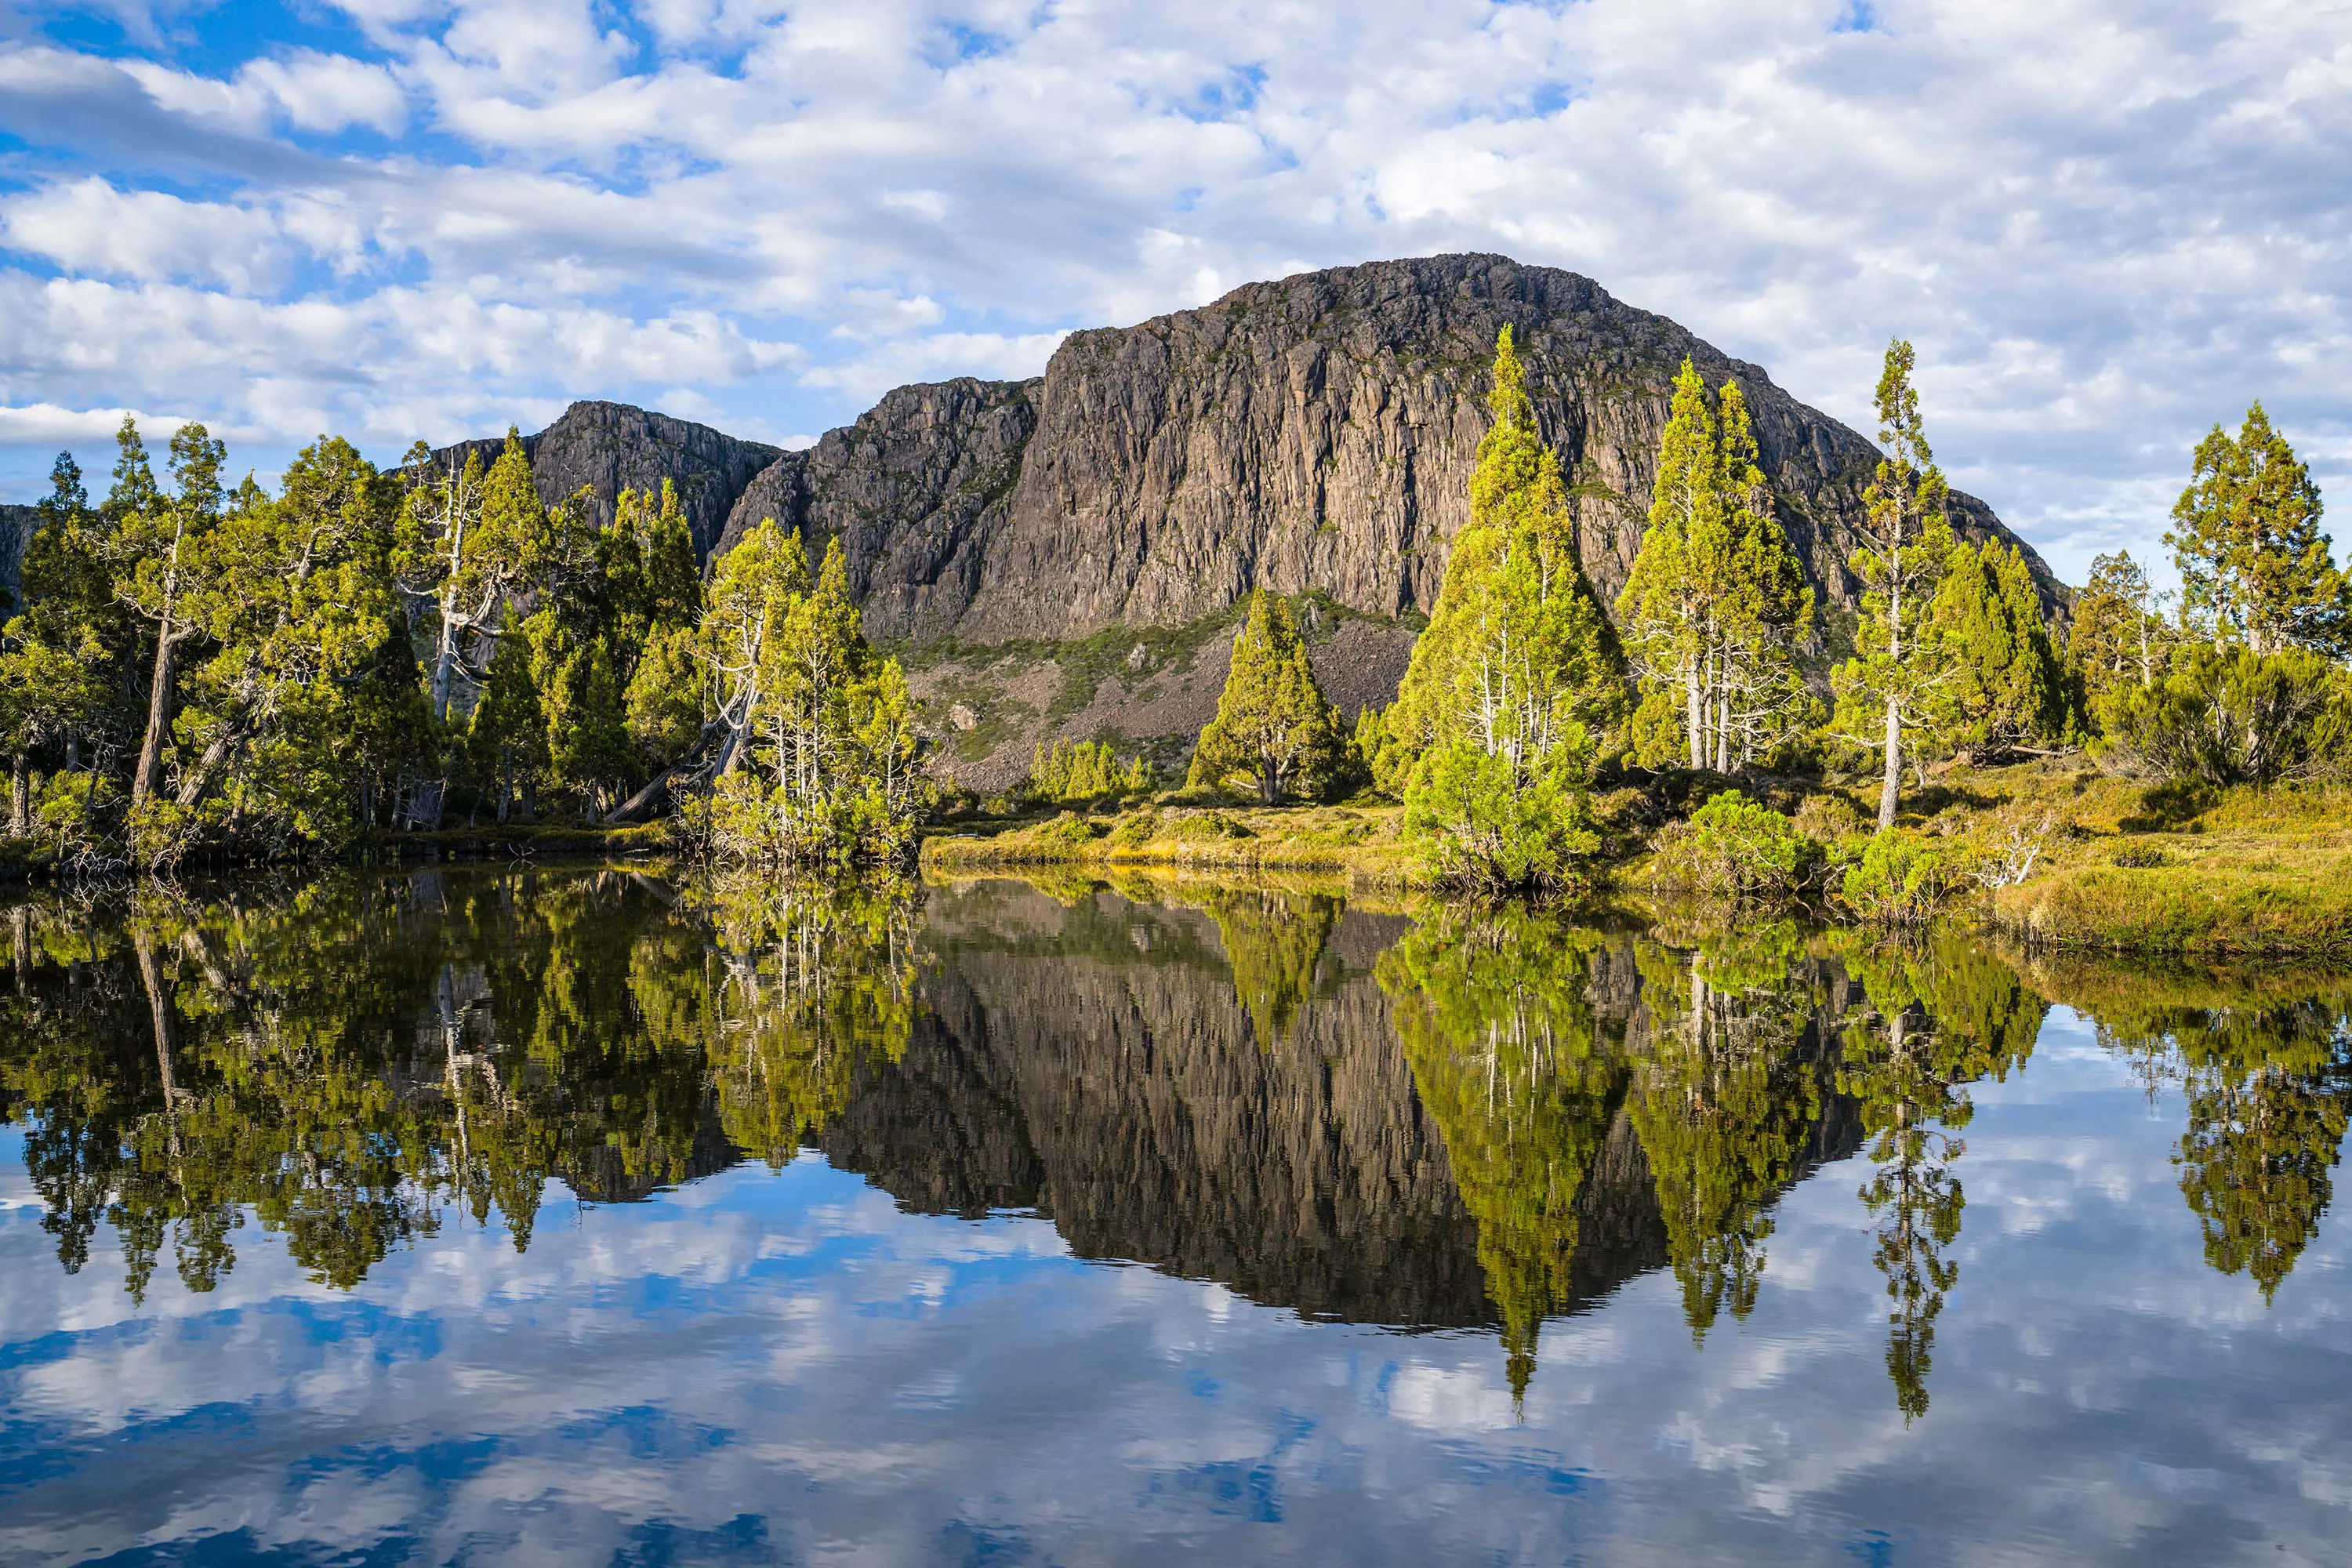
[1831,936,2044,1421]
[1626,923,1824,1343]
[1377,906,1621,1408]
[1200,887,1340,1047]
[0,870,919,1298]
[2053,963,2352,1304]
[9,866,2348,1422]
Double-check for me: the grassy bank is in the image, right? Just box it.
[920,802,1425,885]
[1976,776,2352,957]
[1729,760,2352,958]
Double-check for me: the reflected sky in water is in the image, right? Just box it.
[0,869,2347,1565]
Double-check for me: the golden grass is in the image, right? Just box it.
[920,801,1426,886]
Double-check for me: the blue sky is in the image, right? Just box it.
[2,0,2348,586]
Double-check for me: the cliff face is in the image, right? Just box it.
[437,256,2066,782]
[436,400,780,558]
[713,378,1039,637]
[720,253,2063,645]
[0,503,37,602]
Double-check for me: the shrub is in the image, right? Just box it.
[2110,840,2170,868]
[1034,811,1098,845]
[1107,810,1160,849]
[1648,789,1820,900]
[1402,740,1598,893]
[1165,811,1251,842]
[1791,789,1872,847]
[1837,828,1976,926]
[2096,644,2352,789]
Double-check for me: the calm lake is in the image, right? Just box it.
[1,866,2347,1565]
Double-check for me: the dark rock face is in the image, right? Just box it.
[435,400,780,559]
[717,253,2063,646]
[445,257,2061,665]
[716,378,1040,641]
[0,503,37,602]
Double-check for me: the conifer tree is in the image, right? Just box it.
[2069,550,2172,702]
[468,636,546,823]
[116,419,227,806]
[163,435,402,847]
[1187,590,1347,805]
[1621,365,1816,771]
[1711,383,1817,766]
[394,430,546,725]
[536,630,631,818]
[1386,328,1618,888]
[1929,536,2070,760]
[0,454,120,833]
[1831,341,1956,828]
[1619,359,1723,769]
[2167,404,2347,655]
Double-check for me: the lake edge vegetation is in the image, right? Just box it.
[6,336,2351,951]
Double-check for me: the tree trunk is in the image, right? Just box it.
[132,630,178,805]
[136,935,178,1104]
[1686,664,1705,771]
[9,751,25,837]
[1879,696,1902,829]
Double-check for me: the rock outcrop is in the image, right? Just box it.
[435,400,780,558]
[719,253,2063,646]
[0,503,38,602]
[443,255,2068,781]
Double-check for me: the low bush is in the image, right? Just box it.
[1107,810,1160,849]
[1791,789,1872,848]
[1164,811,1252,842]
[1836,828,1976,926]
[2095,644,2352,789]
[2110,840,2170,868]
[1036,811,1099,845]
[1647,789,1820,900]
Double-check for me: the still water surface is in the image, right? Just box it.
[0,868,2347,1564]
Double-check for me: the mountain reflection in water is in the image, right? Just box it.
[1,868,2348,1565]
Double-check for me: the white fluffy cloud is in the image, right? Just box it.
[0,0,2346,581]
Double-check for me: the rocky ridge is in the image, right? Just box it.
[443,254,2069,782]
[434,399,780,559]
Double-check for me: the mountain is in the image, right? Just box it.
[713,253,2064,646]
[445,254,2068,784]
[433,400,780,558]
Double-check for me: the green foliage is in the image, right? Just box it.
[1388,328,1620,889]
[2094,642,2351,789]
[1837,829,1975,926]
[2167,403,2346,656]
[0,869,921,1292]
[1376,903,1616,1407]
[1648,789,1820,900]
[697,523,929,867]
[1830,934,2043,1418]
[2069,550,2172,704]
[1617,361,1816,771]
[1030,738,1151,803]
[1929,535,2071,758]
[1628,929,1820,1340]
[2085,989,2352,1302]
[1202,888,1337,1046]
[1186,590,1348,804]
[1403,740,1595,892]
[1831,341,1957,828]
